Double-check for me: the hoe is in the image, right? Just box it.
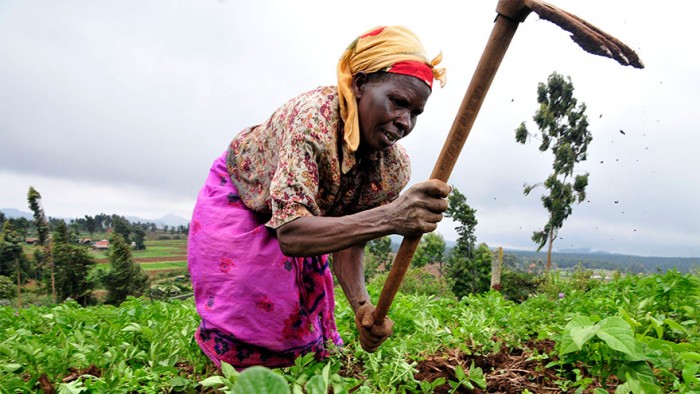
[373,0,643,333]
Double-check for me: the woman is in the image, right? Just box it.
[188,25,450,368]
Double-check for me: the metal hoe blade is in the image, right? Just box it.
[525,0,644,68]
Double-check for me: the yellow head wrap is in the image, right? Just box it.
[337,26,446,152]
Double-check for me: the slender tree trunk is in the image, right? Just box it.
[546,230,554,272]
[47,242,56,303]
[16,258,22,309]
[491,247,503,291]
[51,261,56,304]
[50,262,56,303]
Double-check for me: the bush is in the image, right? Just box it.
[149,284,183,300]
[569,263,598,292]
[368,267,453,298]
[447,243,492,299]
[537,264,600,301]
[0,275,14,299]
[500,270,543,303]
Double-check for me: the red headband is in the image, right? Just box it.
[386,60,434,88]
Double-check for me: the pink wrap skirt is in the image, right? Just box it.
[187,152,343,368]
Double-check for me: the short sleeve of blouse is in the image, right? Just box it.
[265,96,336,229]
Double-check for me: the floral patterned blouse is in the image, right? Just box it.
[226,86,411,229]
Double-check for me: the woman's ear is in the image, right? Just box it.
[351,72,368,99]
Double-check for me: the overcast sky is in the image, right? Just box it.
[1,0,698,258]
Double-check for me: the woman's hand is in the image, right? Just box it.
[355,303,394,352]
[388,179,451,238]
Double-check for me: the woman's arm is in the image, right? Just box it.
[332,244,370,312]
[333,243,393,352]
[277,179,450,256]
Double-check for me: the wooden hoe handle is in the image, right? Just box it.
[373,8,524,324]
[372,0,642,325]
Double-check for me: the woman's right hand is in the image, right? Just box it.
[355,303,394,352]
[388,179,451,238]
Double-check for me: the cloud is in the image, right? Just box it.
[1,0,698,257]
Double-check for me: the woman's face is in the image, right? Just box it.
[352,72,431,153]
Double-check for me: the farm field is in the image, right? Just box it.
[91,238,188,276]
[1,268,698,393]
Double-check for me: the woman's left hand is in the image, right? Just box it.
[354,303,394,352]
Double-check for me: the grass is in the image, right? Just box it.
[92,261,186,272]
[84,238,188,276]
[139,261,187,271]
[132,246,185,259]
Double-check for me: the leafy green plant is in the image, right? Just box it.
[368,267,452,298]
[500,269,542,303]
[200,363,290,394]
[1,270,698,393]
[0,275,14,299]
[416,377,446,393]
[640,337,700,392]
[281,352,355,394]
[556,315,658,390]
[448,362,486,393]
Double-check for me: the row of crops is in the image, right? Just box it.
[1,269,698,393]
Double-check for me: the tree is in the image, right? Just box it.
[412,232,446,270]
[112,216,131,245]
[445,187,479,258]
[104,233,149,305]
[52,221,96,305]
[448,243,493,298]
[0,275,14,300]
[0,222,28,307]
[84,215,96,235]
[515,71,592,272]
[94,213,109,233]
[132,225,146,250]
[7,217,30,237]
[53,221,70,244]
[444,187,488,298]
[27,186,56,302]
[364,236,392,281]
[502,252,521,271]
[445,188,478,258]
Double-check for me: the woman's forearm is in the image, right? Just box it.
[332,245,370,312]
[275,179,451,257]
[277,204,393,257]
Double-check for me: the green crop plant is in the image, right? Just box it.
[447,362,486,393]
[555,315,660,391]
[1,270,698,393]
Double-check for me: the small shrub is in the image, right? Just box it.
[500,270,543,303]
[0,275,14,299]
[368,267,453,298]
[149,284,183,300]
[569,263,597,292]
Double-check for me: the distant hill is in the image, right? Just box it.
[387,235,698,274]
[503,249,699,274]
[1,208,189,229]
[125,213,190,228]
[0,208,33,221]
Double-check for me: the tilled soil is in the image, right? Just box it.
[412,339,616,393]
